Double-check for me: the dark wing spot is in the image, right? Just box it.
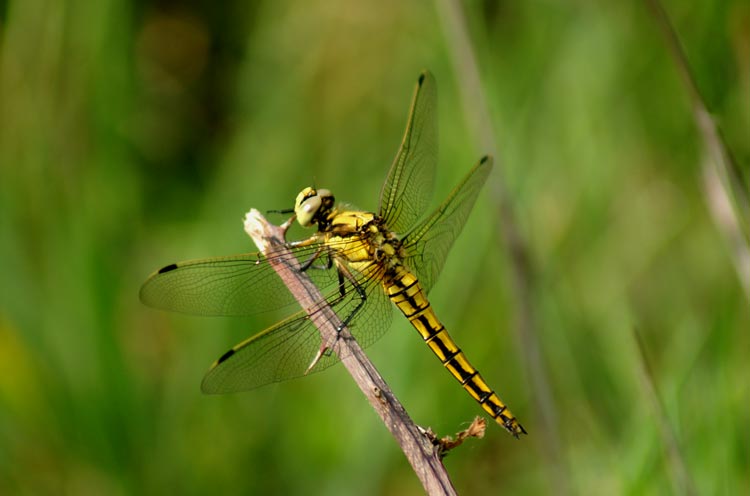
[480,155,489,164]
[217,349,235,364]
[158,263,179,274]
[418,72,425,85]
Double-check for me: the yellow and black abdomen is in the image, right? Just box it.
[384,265,526,437]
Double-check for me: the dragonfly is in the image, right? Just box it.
[140,71,526,437]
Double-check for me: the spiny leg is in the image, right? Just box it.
[333,261,367,331]
[298,245,333,272]
[304,261,368,374]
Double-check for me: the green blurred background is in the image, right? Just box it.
[1,0,748,494]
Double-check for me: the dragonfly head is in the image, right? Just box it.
[294,187,335,228]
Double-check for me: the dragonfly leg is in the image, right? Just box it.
[302,257,370,378]
[302,268,350,372]
[287,234,319,249]
[335,265,347,297]
[303,262,368,375]
[334,261,367,331]
[299,246,333,272]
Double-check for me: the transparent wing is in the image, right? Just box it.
[139,242,339,317]
[401,155,493,293]
[378,71,438,234]
[201,264,393,393]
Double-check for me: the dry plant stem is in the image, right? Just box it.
[244,209,457,496]
[632,328,698,496]
[436,0,568,492]
[645,0,750,301]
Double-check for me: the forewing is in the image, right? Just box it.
[201,269,393,393]
[401,156,493,293]
[379,71,438,234]
[139,243,338,316]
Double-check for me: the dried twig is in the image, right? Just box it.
[422,417,487,459]
[243,209,457,496]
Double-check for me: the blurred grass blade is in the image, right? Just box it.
[632,327,698,496]
[645,0,750,301]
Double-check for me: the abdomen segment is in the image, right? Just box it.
[385,266,526,438]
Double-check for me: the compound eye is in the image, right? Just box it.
[295,189,322,227]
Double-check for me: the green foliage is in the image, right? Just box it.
[1,0,747,494]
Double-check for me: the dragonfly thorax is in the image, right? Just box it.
[294,187,335,228]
